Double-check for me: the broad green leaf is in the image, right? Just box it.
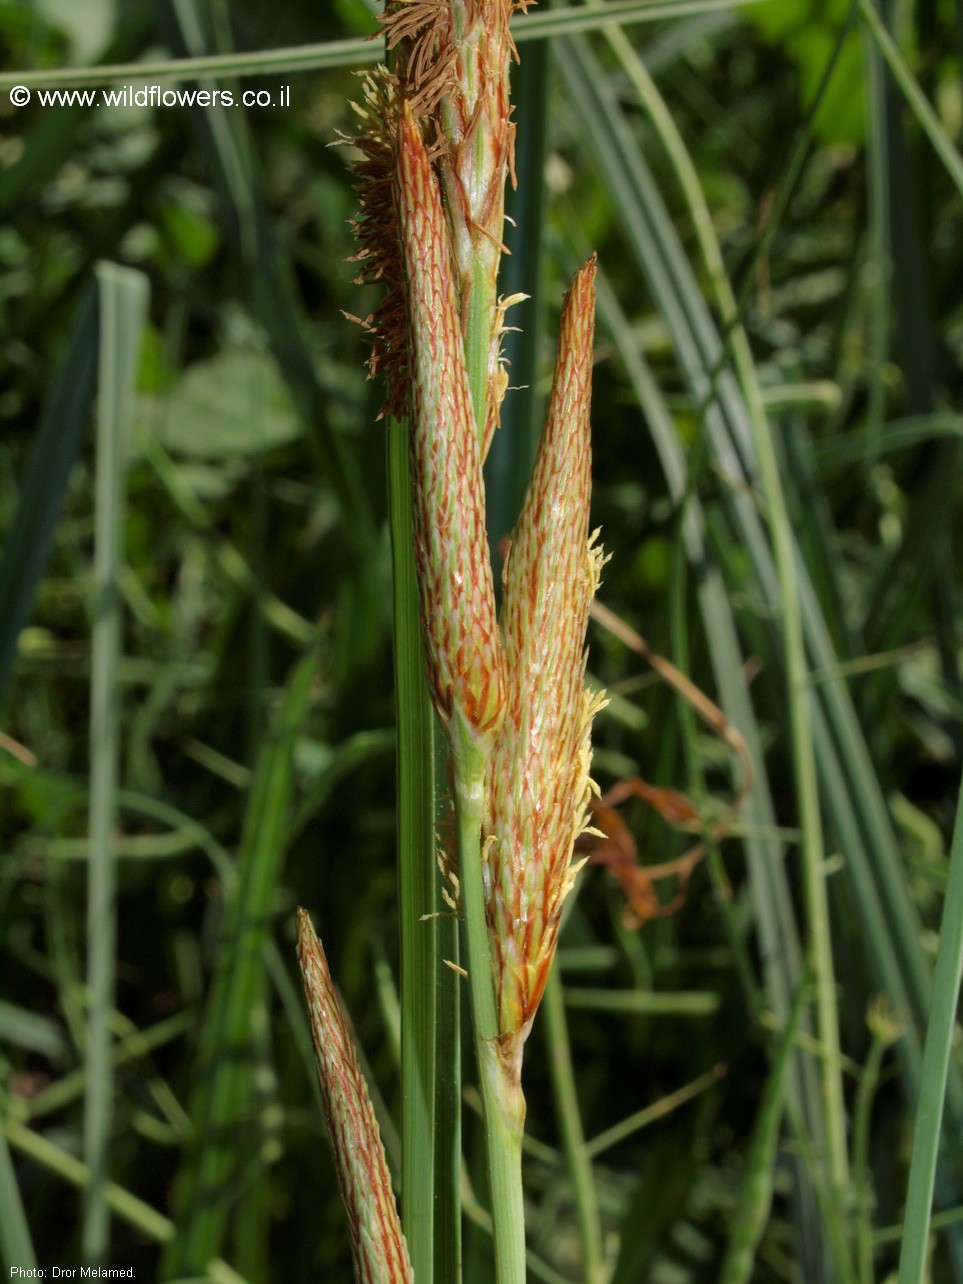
[143,348,302,459]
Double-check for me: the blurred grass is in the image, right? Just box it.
[2,0,963,1280]
[163,641,320,1277]
[899,772,963,1284]
[0,284,99,709]
[83,262,149,1263]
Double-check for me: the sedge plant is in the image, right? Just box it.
[296,1,602,1279]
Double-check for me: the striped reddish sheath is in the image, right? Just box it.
[484,256,606,1044]
[395,104,506,742]
[296,910,412,1284]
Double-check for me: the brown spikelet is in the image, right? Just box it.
[345,69,409,419]
[348,0,523,440]
[380,0,459,117]
[297,910,413,1284]
[484,256,605,1039]
[381,0,522,450]
[396,105,506,739]
[346,0,459,420]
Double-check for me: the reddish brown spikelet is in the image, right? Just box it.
[380,0,520,454]
[396,106,506,739]
[297,910,413,1284]
[484,256,605,1038]
[345,69,409,420]
[348,1,457,418]
[380,0,458,117]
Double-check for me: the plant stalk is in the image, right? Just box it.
[543,969,604,1283]
[84,264,147,1264]
[451,712,526,1284]
[388,418,440,1281]
[465,257,495,444]
[897,772,963,1284]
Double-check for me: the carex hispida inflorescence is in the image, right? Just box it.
[298,1,604,1274]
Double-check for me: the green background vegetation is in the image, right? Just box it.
[2,0,963,1280]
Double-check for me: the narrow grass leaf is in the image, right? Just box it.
[563,988,719,1015]
[720,971,810,1284]
[853,1001,901,1284]
[861,12,892,462]
[587,21,846,1194]
[585,1064,727,1160]
[557,33,961,1146]
[158,0,379,573]
[162,640,320,1278]
[898,772,963,1284]
[0,1000,68,1059]
[0,1,766,92]
[6,1118,175,1248]
[0,285,97,711]
[433,936,461,1284]
[3,1119,250,1282]
[857,0,963,202]
[813,415,963,466]
[83,262,149,1264]
[0,1129,37,1273]
[542,970,604,1284]
[388,418,442,1283]
[20,1012,191,1123]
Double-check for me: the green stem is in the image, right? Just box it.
[542,969,604,1283]
[465,255,495,446]
[450,713,526,1284]
[3,1119,250,1284]
[853,1030,889,1284]
[861,14,892,464]
[857,0,963,204]
[0,1123,36,1271]
[719,970,809,1284]
[898,773,963,1284]
[84,264,147,1264]
[388,420,440,1282]
[7,1117,174,1246]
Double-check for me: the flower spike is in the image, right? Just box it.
[380,0,521,452]
[396,104,506,742]
[484,255,606,1043]
[297,910,413,1284]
